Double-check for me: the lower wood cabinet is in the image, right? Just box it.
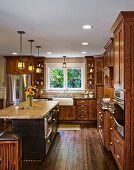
[76,99,97,121]
[59,106,76,121]
[59,99,97,121]
[97,104,124,170]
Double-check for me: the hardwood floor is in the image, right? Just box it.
[0,122,119,170]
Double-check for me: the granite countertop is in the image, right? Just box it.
[0,101,59,119]
[34,96,96,100]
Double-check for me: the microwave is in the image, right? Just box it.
[114,89,124,101]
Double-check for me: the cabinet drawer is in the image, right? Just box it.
[77,107,88,111]
[114,144,124,169]
[77,112,88,120]
[77,100,88,105]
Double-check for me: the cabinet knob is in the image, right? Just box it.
[81,115,84,118]
[110,116,113,119]
[101,114,103,117]
[99,111,101,113]
[117,140,119,143]
[117,155,120,159]
[110,128,112,130]
[99,125,101,128]
[47,140,50,143]
[53,118,56,121]
[110,142,112,145]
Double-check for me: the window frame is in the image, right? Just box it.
[46,63,85,91]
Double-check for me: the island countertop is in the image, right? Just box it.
[0,100,59,119]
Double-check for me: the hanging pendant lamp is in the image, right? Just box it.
[17,31,25,69]
[36,46,42,73]
[28,39,34,71]
[63,56,66,68]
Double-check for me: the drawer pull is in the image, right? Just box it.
[81,115,84,118]
[99,111,101,113]
[110,142,112,145]
[117,155,120,159]
[101,115,103,117]
[47,139,50,143]
[99,125,101,128]
[117,140,119,143]
[110,128,112,130]
[110,116,112,119]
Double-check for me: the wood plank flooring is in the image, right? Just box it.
[0,122,119,170]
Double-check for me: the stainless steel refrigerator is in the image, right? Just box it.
[6,74,32,105]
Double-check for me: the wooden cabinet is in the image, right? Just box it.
[85,56,95,92]
[88,100,97,120]
[59,106,76,121]
[4,56,35,85]
[35,57,45,88]
[97,105,105,144]
[76,99,97,121]
[103,38,114,68]
[111,12,134,169]
[97,105,112,149]
[95,57,104,98]
[113,24,124,89]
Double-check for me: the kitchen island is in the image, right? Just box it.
[0,101,59,161]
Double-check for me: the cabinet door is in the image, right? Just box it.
[64,106,76,120]
[59,106,76,120]
[114,25,124,89]
[95,57,103,85]
[89,100,97,120]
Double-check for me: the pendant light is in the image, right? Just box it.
[36,46,42,73]
[63,56,66,68]
[28,39,34,71]
[17,31,25,69]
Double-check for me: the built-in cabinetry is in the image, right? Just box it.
[34,57,45,88]
[4,56,35,85]
[103,38,114,68]
[95,57,104,98]
[76,99,97,121]
[59,99,97,122]
[85,56,95,93]
[97,104,125,170]
[103,38,114,87]
[59,106,76,120]
[111,12,134,170]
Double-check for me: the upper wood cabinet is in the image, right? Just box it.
[103,38,114,68]
[34,57,45,88]
[95,57,104,85]
[4,56,35,85]
[112,23,124,89]
[85,56,95,95]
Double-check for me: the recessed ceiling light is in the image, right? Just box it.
[82,25,93,29]
[82,51,87,54]
[81,42,88,45]
[47,52,52,54]
[12,52,18,55]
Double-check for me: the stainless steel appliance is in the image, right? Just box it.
[114,89,125,137]
[6,74,32,105]
[44,109,58,154]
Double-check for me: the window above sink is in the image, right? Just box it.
[46,63,85,92]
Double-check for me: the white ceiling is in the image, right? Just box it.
[0,0,134,58]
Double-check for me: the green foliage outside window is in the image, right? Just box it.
[50,69,64,88]
[67,68,81,88]
[49,68,82,89]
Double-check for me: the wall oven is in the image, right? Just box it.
[113,89,125,137]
